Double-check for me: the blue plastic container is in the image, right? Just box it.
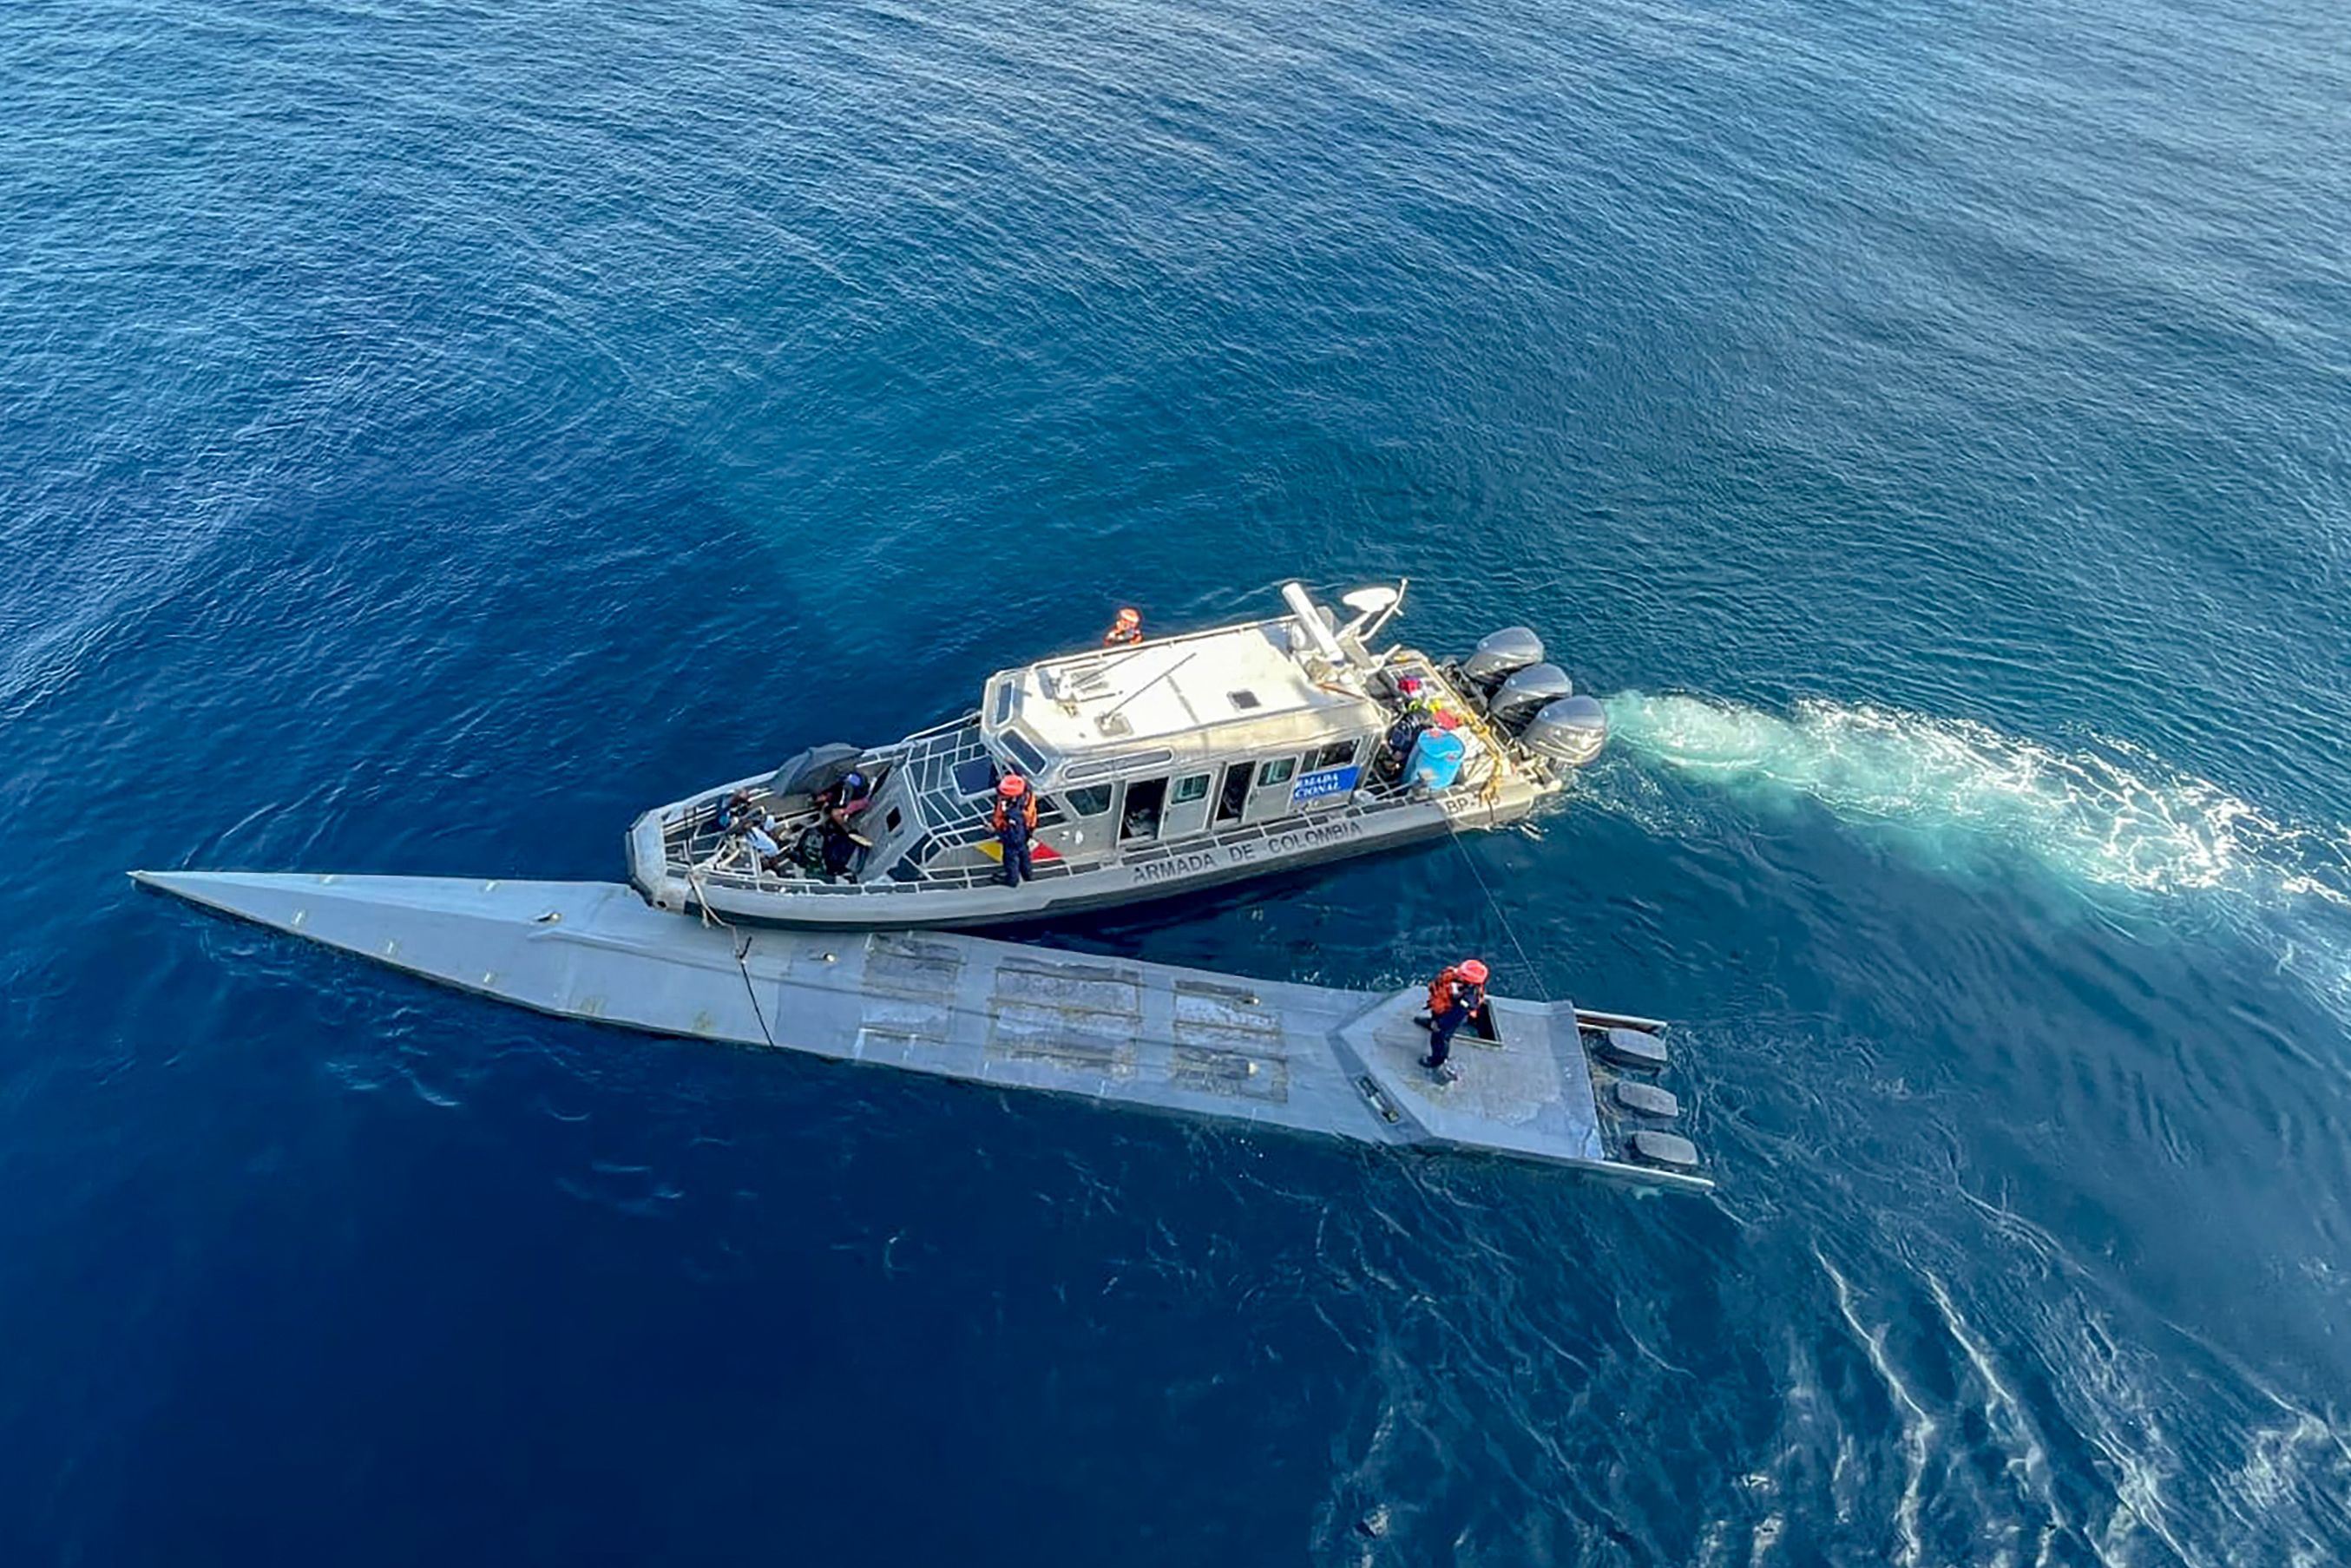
[1407,728,1466,790]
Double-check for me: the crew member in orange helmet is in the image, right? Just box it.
[991,774,1041,887]
[1103,606,1144,646]
[1420,958,1490,1083]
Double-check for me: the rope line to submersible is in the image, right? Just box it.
[1431,699,1553,1005]
[1441,820,1552,1004]
[688,861,784,1053]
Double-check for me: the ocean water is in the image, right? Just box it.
[5,0,2349,1561]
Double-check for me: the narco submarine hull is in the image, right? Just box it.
[133,870,1708,1190]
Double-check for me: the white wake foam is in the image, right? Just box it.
[1599,692,2351,906]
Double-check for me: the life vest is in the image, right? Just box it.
[1427,968,1458,1014]
[1427,968,1483,1016]
[1104,625,1142,646]
[992,793,1039,835]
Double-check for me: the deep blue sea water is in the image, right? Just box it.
[7,0,2351,1561]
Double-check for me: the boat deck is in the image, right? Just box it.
[133,871,1709,1190]
[670,718,1042,892]
[656,647,1554,909]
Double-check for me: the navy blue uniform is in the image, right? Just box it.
[992,791,1039,886]
[1423,970,1486,1071]
[1380,712,1428,779]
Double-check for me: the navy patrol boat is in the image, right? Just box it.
[629,581,1610,929]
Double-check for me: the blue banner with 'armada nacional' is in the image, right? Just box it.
[1291,764,1362,804]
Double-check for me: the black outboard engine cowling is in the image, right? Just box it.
[1460,627,1546,689]
[1487,662,1573,727]
[1520,694,1608,766]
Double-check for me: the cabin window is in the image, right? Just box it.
[1064,784,1113,817]
[1228,690,1262,711]
[1309,739,1358,771]
[991,679,1015,725]
[1258,757,1297,788]
[883,807,904,833]
[1001,731,1047,774]
[954,757,998,797]
[1172,773,1210,804]
[1120,777,1168,842]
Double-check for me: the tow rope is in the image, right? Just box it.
[687,857,783,1053]
[1437,715,1551,1002]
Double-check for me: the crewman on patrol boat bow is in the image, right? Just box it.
[992,774,1041,887]
[1420,958,1490,1083]
[1103,607,1144,646]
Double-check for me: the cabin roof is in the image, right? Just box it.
[982,620,1379,768]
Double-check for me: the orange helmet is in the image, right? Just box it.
[1115,607,1140,627]
[1457,959,1489,985]
[997,775,1028,797]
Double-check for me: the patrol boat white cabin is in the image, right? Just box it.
[627,581,1609,929]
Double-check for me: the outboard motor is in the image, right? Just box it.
[1487,662,1573,728]
[1520,693,1608,766]
[1459,627,1545,690]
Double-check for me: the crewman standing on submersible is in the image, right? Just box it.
[1103,606,1144,646]
[991,774,1040,887]
[1421,958,1490,1083]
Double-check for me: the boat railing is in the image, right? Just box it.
[685,844,1085,897]
[662,668,1553,902]
[659,714,991,846]
[677,763,1534,899]
[897,709,984,745]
